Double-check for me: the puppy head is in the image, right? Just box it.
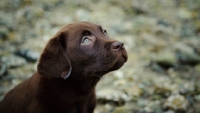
[37,21,128,79]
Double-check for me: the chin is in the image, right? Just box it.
[110,56,127,71]
[95,53,127,77]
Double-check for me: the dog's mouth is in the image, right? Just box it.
[122,52,128,62]
[110,54,127,71]
[94,51,128,77]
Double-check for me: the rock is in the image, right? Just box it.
[184,37,200,51]
[164,94,188,111]
[132,4,148,15]
[15,49,40,62]
[151,102,163,113]
[157,20,172,27]
[173,42,200,65]
[178,8,192,20]
[94,103,115,113]
[7,63,35,79]
[194,95,200,102]
[194,46,200,55]
[1,54,27,68]
[186,95,194,105]
[96,88,130,102]
[195,64,200,73]
[140,109,148,113]
[155,85,171,96]
[0,12,13,30]
[163,110,175,113]
[132,16,157,33]
[154,79,178,96]
[176,51,200,65]
[12,78,23,85]
[113,70,124,79]
[75,9,90,21]
[0,27,9,40]
[137,99,149,107]
[0,87,10,99]
[179,82,195,95]
[112,105,132,113]
[182,37,200,54]
[180,22,195,37]
[151,50,177,69]
[0,62,7,77]
[140,33,167,52]
[0,95,3,101]
[124,84,142,97]
[173,42,194,54]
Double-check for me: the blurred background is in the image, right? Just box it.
[0,0,200,113]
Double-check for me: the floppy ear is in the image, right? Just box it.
[37,32,72,80]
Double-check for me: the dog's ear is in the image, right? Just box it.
[37,32,72,80]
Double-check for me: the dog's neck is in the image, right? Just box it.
[66,75,101,93]
[41,75,101,94]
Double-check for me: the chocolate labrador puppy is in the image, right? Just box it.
[0,21,127,113]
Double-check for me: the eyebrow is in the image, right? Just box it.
[99,26,103,32]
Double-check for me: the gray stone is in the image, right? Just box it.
[15,49,40,62]
[96,88,130,102]
[173,42,200,65]
[1,54,27,68]
[176,51,200,65]
[0,27,9,40]
[164,94,188,111]
[151,50,177,68]
[0,62,7,77]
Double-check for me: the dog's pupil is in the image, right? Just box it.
[83,37,90,43]
[85,39,88,42]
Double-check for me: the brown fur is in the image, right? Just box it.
[0,21,127,113]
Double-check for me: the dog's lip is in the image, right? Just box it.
[122,53,128,62]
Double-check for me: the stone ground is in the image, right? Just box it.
[0,0,200,113]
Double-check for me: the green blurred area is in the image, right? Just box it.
[0,0,200,113]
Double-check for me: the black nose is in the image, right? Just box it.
[111,41,124,51]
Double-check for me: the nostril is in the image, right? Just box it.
[111,41,124,51]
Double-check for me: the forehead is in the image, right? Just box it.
[61,22,102,32]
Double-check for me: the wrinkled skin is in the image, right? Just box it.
[0,21,127,113]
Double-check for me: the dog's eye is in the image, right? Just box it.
[81,36,91,44]
[103,30,107,35]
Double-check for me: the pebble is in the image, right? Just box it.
[179,82,195,95]
[164,94,188,111]
[96,88,130,102]
[154,78,179,96]
[124,84,142,97]
[1,54,27,68]
[173,42,200,65]
[137,99,149,107]
[180,22,195,37]
[151,50,177,69]
[0,62,7,77]
[112,105,131,113]
[176,51,200,65]
[151,102,163,113]
[163,110,175,113]
[0,27,9,40]
[184,37,200,54]
[15,49,40,62]
[194,95,200,102]
[178,8,192,20]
